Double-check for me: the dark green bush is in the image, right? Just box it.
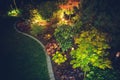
[54,25,74,51]
[85,66,120,80]
[30,24,45,36]
[37,1,58,19]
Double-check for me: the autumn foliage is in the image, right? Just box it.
[59,0,80,10]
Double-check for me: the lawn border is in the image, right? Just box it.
[14,23,55,80]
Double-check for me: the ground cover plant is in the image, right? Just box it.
[7,0,120,80]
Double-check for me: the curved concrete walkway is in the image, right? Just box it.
[14,24,55,80]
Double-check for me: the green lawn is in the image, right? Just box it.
[0,17,49,80]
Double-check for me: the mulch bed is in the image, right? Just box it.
[52,59,84,80]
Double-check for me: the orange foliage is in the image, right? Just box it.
[45,40,60,56]
[59,0,80,10]
[38,20,47,26]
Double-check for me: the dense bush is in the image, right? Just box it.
[29,9,46,25]
[85,66,120,80]
[8,9,21,17]
[70,27,111,75]
[52,51,67,65]
[54,25,74,51]
[45,40,60,56]
[37,1,58,19]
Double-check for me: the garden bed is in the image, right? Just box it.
[13,0,120,80]
[16,20,84,80]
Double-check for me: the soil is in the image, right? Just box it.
[52,60,84,80]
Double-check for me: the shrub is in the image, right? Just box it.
[85,66,120,80]
[54,25,74,51]
[8,9,21,17]
[45,40,60,56]
[70,27,111,77]
[52,51,67,65]
[29,9,47,26]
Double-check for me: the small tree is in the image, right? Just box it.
[70,27,111,79]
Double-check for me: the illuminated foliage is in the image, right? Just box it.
[8,9,21,17]
[59,0,80,10]
[52,51,67,65]
[54,25,74,51]
[28,9,47,36]
[14,1,115,80]
[45,40,60,56]
[70,27,111,72]
[52,2,80,26]
[29,9,47,26]
[52,9,73,25]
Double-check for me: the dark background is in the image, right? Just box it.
[0,0,119,14]
[0,0,58,14]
